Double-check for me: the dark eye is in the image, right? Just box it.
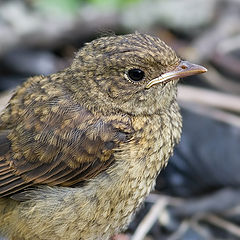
[128,69,145,82]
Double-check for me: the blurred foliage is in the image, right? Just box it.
[34,0,82,14]
[34,0,140,14]
[88,0,140,9]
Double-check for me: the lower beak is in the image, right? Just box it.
[146,61,207,89]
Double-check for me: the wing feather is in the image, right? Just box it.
[0,76,133,198]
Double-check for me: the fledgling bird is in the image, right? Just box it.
[0,33,206,240]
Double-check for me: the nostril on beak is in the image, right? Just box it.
[180,64,187,69]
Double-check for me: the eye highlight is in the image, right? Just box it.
[127,69,145,82]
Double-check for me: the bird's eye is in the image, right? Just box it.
[127,69,145,82]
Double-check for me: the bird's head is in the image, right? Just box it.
[68,33,206,115]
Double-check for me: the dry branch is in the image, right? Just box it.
[202,214,240,238]
[131,198,168,240]
[178,85,240,113]
[180,102,240,128]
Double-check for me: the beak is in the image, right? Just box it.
[146,60,207,89]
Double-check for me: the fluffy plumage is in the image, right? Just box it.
[0,33,206,240]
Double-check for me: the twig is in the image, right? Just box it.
[131,198,168,240]
[190,219,213,240]
[180,102,240,128]
[201,214,240,238]
[178,85,240,113]
[172,188,240,217]
[167,221,189,240]
[201,65,240,95]
[224,205,240,216]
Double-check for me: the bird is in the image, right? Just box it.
[0,33,207,240]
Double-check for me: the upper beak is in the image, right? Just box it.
[146,60,207,89]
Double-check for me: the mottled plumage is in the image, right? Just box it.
[0,33,206,240]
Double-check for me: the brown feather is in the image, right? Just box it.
[0,82,132,197]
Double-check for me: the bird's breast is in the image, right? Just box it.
[79,104,182,238]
